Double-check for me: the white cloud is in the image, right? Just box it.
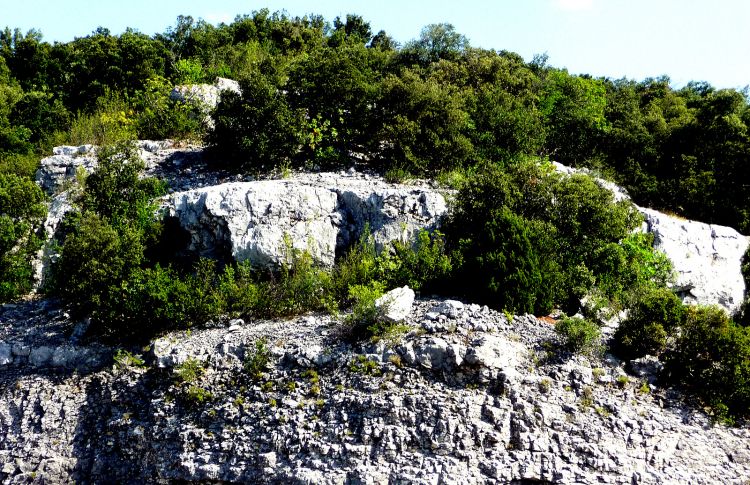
[555,0,594,11]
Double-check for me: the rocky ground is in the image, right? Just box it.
[1,295,749,484]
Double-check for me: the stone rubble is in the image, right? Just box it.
[0,297,748,484]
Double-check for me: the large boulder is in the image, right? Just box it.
[162,175,448,268]
[375,286,415,323]
[165,180,340,267]
[640,207,749,314]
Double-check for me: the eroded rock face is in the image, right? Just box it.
[165,180,340,267]
[162,175,448,268]
[1,298,748,484]
[35,140,178,195]
[640,207,749,314]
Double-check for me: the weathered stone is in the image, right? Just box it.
[29,346,53,367]
[640,207,749,314]
[165,181,340,267]
[152,337,190,368]
[375,286,415,323]
[464,334,525,373]
[163,177,447,269]
[433,300,465,319]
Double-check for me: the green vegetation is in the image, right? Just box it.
[0,10,747,423]
[174,358,205,384]
[614,286,686,359]
[555,317,601,355]
[664,306,750,421]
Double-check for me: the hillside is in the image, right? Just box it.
[0,10,749,484]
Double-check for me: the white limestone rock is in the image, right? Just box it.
[36,151,97,194]
[165,181,340,268]
[464,334,526,374]
[640,207,749,314]
[433,300,465,319]
[0,342,11,366]
[170,77,241,126]
[163,177,448,269]
[375,286,415,323]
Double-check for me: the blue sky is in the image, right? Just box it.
[3,0,749,89]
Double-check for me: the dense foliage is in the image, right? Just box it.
[446,160,643,315]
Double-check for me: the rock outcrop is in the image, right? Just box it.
[163,173,448,268]
[641,207,749,314]
[170,77,241,126]
[1,298,748,483]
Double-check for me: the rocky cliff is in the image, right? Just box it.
[2,144,748,483]
[1,295,749,483]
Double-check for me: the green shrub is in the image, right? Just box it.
[244,338,271,381]
[446,160,645,315]
[208,73,303,172]
[66,94,137,146]
[739,246,749,326]
[256,240,336,318]
[614,287,686,359]
[664,305,750,420]
[0,172,46,302]
[376,69,475,174]
[81,142,167,231]
[51,212,144,321]
[134,76,205,141]
[112,349,146,369]
[174,358,205,384]
[341,282,385,341]
[555,317,600,354]
[379,229,453,293]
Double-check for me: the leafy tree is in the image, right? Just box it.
[287,42,389,163]
[541,70,609,164]
[375,69,475,173]
[401,23,469,65]
[329,14,372,47]
[208,73,303,170]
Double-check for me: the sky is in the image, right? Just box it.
[2,0,749,89]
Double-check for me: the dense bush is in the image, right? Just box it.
[739,246,750,326]
[0,172,46,301]
[555,317,601,354]
[664,305,750,421]
[613,286,686,359]
[133,76,205,141]
[51,211,145,321]
[208,73,303,171]
[446,160,644,315]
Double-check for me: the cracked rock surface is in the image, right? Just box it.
[1,298,748,484]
